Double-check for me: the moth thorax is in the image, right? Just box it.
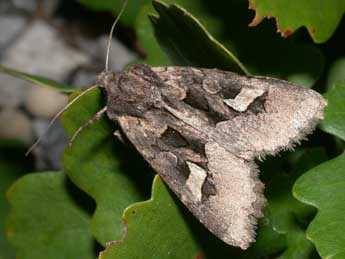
[101,69,162,118]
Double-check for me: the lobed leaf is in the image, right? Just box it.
[99,176,202,259]
[0,142,32,259]
[62,88,152,246]
[264,148,328,258]
[326,57,345,91]
[139,0,324,87]
[249,0,345,43]
[100,175,287,259]
[149,1,249,74]
[294,153,345,259]
[319,82,345,142]
[294,81,345,258]
[6,172,96,259]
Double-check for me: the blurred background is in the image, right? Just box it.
[0,0,139,171]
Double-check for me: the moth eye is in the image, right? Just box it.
[161,127,188,148]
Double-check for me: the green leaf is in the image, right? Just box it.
[326,57,345,90]
[149,1,249,74]
[0,142,32,259]
[293,81,345,258]
[136,3,170,65]
[79,0,150,26]
[293,152,345,259]
[244,217,286,259]
[6,172,96,259]
[319,82,345,141]
[265,148,328,258]
[98,176,202,259]
[99,175,286,259]
[249,0,345,43]
[62,88,152,246]
[0,65,74,93]
[141,0,323,87]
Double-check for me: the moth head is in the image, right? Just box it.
[97,65,163,118]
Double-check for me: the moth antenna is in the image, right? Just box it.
[68,105,108,147]
[25,85,99,156]
[105,0,128,72]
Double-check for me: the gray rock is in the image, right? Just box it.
[77,36,101,61]
[31,119,67,170]
[9,0,59,15]
[0,0,13,14]
[11,0,37,12]
[2,20,90,80]
[97,35,138,71]
[0,14,29,108]
[0,14,26,49]
[78,34,138,72]
[0,73,28,108]
[74,33,138,87]
[0,20,90,108]
[72,68,98,89]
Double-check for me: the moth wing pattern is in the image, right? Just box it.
[101,65,327,249]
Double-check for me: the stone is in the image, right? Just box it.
[0,73,28,108]
[0,15,28,108]
[0,0,13,14]
[32,119,67,170]
[78,34,138,72]
[0,20,89,108]
[0,15,26,49]
[1,20,90,80]
[77,36,101,61]
[0,108,32,144]
[11,0,37,12]
[97,35,138,71]
[25,85,68,118]
[71,68,98,89]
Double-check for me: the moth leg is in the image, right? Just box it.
[114,130,126,144]
[69,106,107,146]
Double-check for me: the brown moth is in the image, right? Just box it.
[95,64,327,249]
[25,1,326,249]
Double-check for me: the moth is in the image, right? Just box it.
[94,64,327,249]
[24,3,326,249]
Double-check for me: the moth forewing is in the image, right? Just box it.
[98,64,327,249]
